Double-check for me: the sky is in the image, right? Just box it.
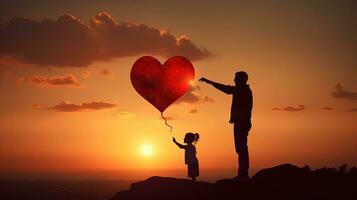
[0,0,356,179]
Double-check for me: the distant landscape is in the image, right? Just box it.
[0,179,132,200]
[0,168,245,181]
[2,165,356,200]
[0,169,242,200]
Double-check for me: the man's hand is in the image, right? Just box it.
[199,77,209,83]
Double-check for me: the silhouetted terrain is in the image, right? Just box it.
[1,164,356,200]
[0,179,132,200]
[111,164,357,200]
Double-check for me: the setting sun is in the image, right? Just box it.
[141,144,154,157]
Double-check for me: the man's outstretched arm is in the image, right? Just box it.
[199,77,234,94]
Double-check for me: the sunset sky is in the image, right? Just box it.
[0,0,356,179]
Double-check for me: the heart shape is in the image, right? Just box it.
[130,56,195,112]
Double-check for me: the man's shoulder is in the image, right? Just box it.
[226,85,235,90]
[241,85,252,92]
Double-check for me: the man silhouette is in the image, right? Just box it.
[199,71,252,181]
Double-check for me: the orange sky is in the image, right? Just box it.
[0,0,356,179]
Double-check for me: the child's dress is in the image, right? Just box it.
[184,143,199,177]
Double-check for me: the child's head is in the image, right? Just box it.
[184,132,200,144]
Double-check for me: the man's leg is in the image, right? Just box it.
[234,122,251,178]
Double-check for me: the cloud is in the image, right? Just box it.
[0,67,5,78]
[322,107,334,110]
[81,71,91,78]
[0,65,12,80]
[189,108,198,114]
[31,104,41,109]
[175,85,214,104]
[202,96,214,103]
[101,69,111,75]
[0,12,211,67]
[272,105,306,112]
[48,101,118,112]
[24,74,81,87]
[176,86,200,104]
[331,83,357,100]
[118,111,136,119]
[347,108,357,112]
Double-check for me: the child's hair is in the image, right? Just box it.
[185,132,200,144]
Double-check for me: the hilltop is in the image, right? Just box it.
[111,164,357,200]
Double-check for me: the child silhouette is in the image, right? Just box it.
[173,133,200,182]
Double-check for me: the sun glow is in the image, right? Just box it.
[141,144,153,157]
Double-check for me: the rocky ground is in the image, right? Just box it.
[111,163,357,200]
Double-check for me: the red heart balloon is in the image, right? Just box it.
[131,56,195,112]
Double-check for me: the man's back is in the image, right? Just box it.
[230,85,253,124]
[202,82,252,124]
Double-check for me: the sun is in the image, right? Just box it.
[141,144,153,157]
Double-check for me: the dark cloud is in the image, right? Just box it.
[101,69,110,75]
[81,71,91,78]
[31,104,41,109]
[331,83,357,100]
[0,67,5,78]
[175,85,214,104]
[202,96,214,103]
[24,74,81,87]
[347,108,357,112]
[0,65,11,80]
[0,12,211,67]
[48,101,118,112]
[189,108,198,114]
[272,105,306,112]
[322,107,334,110]
[176,88,200,104]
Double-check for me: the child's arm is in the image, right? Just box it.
[172,137,185,149]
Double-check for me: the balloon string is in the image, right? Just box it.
[161,112,173,133]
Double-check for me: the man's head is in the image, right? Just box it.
[234,71,248,85]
